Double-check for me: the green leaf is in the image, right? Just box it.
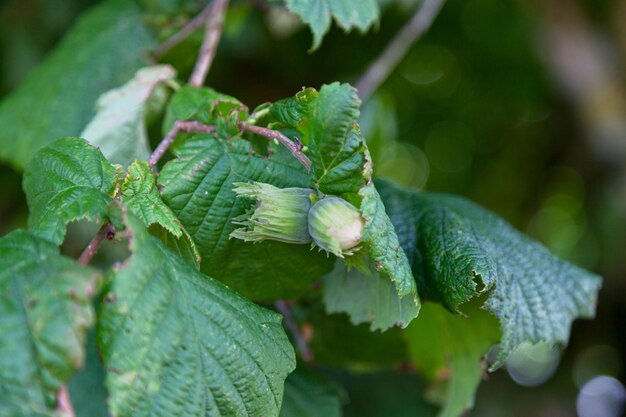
[280,368,342,417]
[0,0,155,170]
[358,183,417,301]
[404,302,500,417]
[323,256,418,331]
[23,137,117,245]
[121,159,201,267]
[269,88,318,129]
[150,224,202,270]
[159,133,333,300]
[163,86,248,140]
[98,211,296,417]
[271,83,367,196]
[272,84,419,329]
[307,83,368,195]
[81,65,177,167]
[376,178,602,367]
[280,0,379,50]
[0,230,97,413]
[121,160,183,238]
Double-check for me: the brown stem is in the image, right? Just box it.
[189,0,230,87]
[77,223,115,267]
[153,2,215,58]
[275,301,313,362]
[355,0,446,101]
[56,385,75,417]
[239,122,312,170]
[148,120,217,168]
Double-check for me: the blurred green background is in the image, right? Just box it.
[1,0,624,415]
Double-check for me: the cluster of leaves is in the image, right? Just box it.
[0,1,602,417]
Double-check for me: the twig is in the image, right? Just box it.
[355,0,446,101]
[153,2,215,58]
[239,122,312,170]
[275,301,313,362]
[148,120,217,168]
[56,385,76,417]
[189,0,230,87]
[77,223,115,266]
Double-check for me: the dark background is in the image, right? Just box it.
[1,0,624,415]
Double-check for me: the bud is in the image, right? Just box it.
[308,197,364,257]
[230,182,313,244]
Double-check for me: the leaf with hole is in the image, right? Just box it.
[376,178,602,367]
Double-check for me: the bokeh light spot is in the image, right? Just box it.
[505,342,561,387]
[577,376,626,417]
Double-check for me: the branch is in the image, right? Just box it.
[355,0,446,101]
[148,120,217,168]
[77,222,115,267]
[275,301,313,362]
[189,0,230,87]
[153,2,215,58]
[239,122,312,170]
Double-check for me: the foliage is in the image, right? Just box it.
[99,211,296,416]
[81,65,176,167]
[376,178,601,366]
[269,0,378,50]
[403,302,500,417]
[0,1,604,416]
[0,231,97,415]
[0,0,155,170]
[23,137,118,245]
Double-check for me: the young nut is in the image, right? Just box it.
[308,196,364,257]
[229,181,313,244]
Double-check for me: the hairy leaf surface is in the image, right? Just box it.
[121,160,183,238]
[121,160,200,267]
[23,137,117,245]
[81,65,176,166]
[405,302,500,417]
[271,82,366,196]
[376,178,602,366]
[0,0,155,169]
[0,231,96,413]
[98,213,296,417]
[159,134,333,299]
